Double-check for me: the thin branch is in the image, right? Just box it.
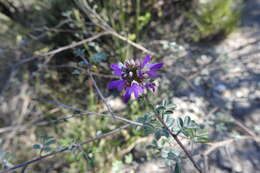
[0,31,108,95]
[47,64,118,79]
[0,124,130,173]
[232,119,257,137]
[42,31,109,57]
[33,98,142,126]
[0,111,101,134]
[89,70,116,118]
[109,31,155,55]
[12,32,109,69]
[202,135,260,173]
[0,97,142,134]
[155,114,203,173]
[75,0,155,55]
[203,136,260,156]
[80,57,117,120]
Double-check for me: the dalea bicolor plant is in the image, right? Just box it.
[1,55,207,173]
[108,56,206,173]
[108,56,163,102]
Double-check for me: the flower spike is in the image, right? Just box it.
[108,56,163,102]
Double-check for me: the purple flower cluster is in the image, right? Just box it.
[108,56,163,102]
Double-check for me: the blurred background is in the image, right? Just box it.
[0,0,259,172]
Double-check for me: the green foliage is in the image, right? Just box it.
[84,0,154,58]
[124,154,133,164]
[73,49,86,59]
[0,149,14,169]
[0,1,222,172]
[138,100,208,170]
[187,0,243,41]
[32,136,57,152]
[90,53,108,64]
[111,160,124,173]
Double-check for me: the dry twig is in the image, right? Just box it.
[75,0,155,55]
[0,97,142,134]
[203,136,260,156]
[155,114,203,173]
[0,124,130,173]
[202,136,260,173]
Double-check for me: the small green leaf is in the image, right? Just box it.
[164,115,174,127]
[137,113,153,124]
[184,116,191,127]
[128,34,136,41]
[42,146,52,152]
[182,128,194,137]
[174,163,181,173]
[155,130,162,140]
[75,152,83,161]
[162,99,168,106]
[155,105,165,112]
[72,69,81,75]
[166,104,176,110]
[143,125,155,135]
[164,110,174,115]
[137,117,145,123]
[32,144,41,150]
[59,138,74,147]
[73,48,85,58]
[154,129,169,140]
[161,152,168,159]
[187,121,200,129]
[90,53,107,63]
[163,114,170,123]
[78,61,88,66]
[44,137,56,146]
[195,137,209,143]
[161,148,170,158]
[195,129,209,137]
[163,129,170,138]
[177,118,184,129]
[125,154,133,164]
[167,152,178,160]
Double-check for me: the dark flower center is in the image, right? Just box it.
[121,64,144,86]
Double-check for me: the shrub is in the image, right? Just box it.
[187,0,243,41]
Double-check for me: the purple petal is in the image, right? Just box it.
[145,83,156,92]
[108,80,125,91]
[131,83,144,98]
[147,70,158,78]
[137,70,143,78]
[123,87,132,103]
[117,80,125,91]
[141,56,151,68]
[149,63,163,71]
[111,64,122,76]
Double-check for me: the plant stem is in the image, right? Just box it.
[0,124,130,173]
[155,114,203,173]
